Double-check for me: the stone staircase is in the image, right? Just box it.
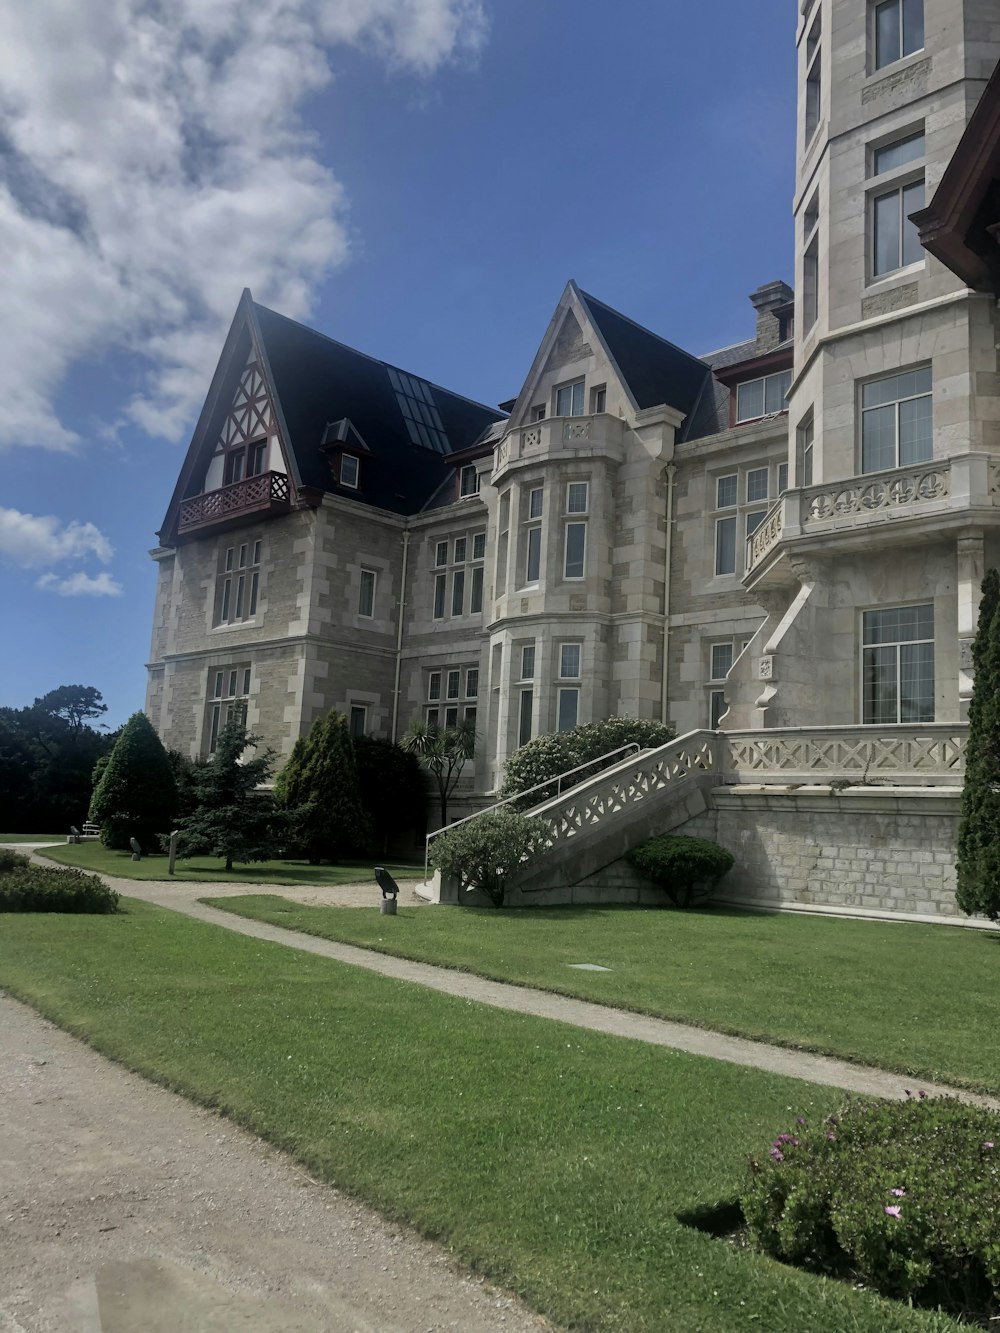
[508,731,722,902]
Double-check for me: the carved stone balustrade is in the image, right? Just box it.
[725,724,966,787]
[802,463,951,525]
[492,414,624,481]
[178,471,291,536]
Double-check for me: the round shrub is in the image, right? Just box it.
[0,848,30,875]
[627,835,733,907]
[742,1096,1000,1322]
[428,809,550,907]
[501,717,675,804]
[0,864,120,913]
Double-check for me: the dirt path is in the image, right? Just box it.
[0,992,551,1333]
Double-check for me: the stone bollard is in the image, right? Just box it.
[380,896,397,916]
[167,830,180,875]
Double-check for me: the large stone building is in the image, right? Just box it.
[147,1,1000,916]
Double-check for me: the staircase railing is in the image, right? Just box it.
[423,743,641,884]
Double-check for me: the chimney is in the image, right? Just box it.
[749,280,794,353]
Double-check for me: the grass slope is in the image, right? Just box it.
[39,841,421,885]
[205,898,1000,1095]
[0,834,63,844]
[0,901,962,1333]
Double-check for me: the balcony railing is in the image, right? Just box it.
[492,414,624,478]
[178,471,291,535]
[802,462,951,525]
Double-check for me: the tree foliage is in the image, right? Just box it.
[628,835,734,908]
[273,712,370,862]
[0,685,114,832]
[956,568,1000,918]
[401,718,476,829]
[172,719,280,872]
[354,735,426,852]
[88,711,177,851]
[428,809,550,907]
[501,716,675,805]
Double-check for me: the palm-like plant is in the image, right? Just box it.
[401,717,476,829]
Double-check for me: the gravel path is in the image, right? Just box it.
[0,993,551,1333]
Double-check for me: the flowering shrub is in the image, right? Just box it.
[428,809,549,907]
[627,835,733,907]
[742,1095,1000,1321]
[500,717,674,805]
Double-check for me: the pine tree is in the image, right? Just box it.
[88,711,177,851]
[172,719,279,872]
[297,711,370,861]
[957,568,1000,917]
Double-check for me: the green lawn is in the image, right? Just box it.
[0,901,963,1333]
[0,833,64,844]
[204,898,1000,1095]
[38,840,422,885]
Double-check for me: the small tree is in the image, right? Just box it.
[273,712,370,862]
[428,809,549,907]
[172,719,279,872]
[402,717,476,829]
[89,712,177,851]
[957,569,1000,917]
[354,736,426,852]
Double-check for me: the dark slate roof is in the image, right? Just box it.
[253,303,505,516]
[576,289,711,417]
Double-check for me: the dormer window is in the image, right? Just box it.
[459,465,480,498]
[735,371,792,423]
[340,453,360,488]
[555,380,585,417]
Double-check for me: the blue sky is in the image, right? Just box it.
[0,1,796,729]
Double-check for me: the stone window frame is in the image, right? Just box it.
[870,0,923,74]
[213,538,262,627]
[858,364,932,475]
[205,663,251,755]
[860,602,934,724]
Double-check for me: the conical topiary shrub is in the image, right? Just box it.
[88,711,177,852]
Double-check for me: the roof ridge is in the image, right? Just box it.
[576,287,708,370]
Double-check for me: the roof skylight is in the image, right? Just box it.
[387,367,450,454]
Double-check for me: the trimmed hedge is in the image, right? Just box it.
[627,835,733,907]
[428,809,550,907]
[742,1096,1000,1323]
[0,864,120,914]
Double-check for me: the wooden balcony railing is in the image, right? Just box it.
[178,472,291,535]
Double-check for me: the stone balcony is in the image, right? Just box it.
[745,453,1000,589]
[177,471,292,537]
[492,413,625,481]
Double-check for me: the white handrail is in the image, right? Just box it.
[422,742,642,884]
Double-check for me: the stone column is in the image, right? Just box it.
[957,528,985,719]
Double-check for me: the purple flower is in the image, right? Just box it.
[984,1141,995,1150]
[826,1132,836,1141]
[891,1188,905,1197]
[884,1205,902,1218]
[797,1117,807,1126]
[770,1148,784,1162]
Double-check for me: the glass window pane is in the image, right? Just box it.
[874,189,901,275]
[736,380,764,421]
[717,474,738,508]
[898,394,932,465]
[571,382,584,415]
[518,690,533,746]
[447,670,460,699]
[567,483,588,513]
[466,669,479,698]
[428,672,441,700]
[454,538,467,563]
[433,574,446,618]
[715,516,737,575]
[874,133,924,175]
[451,570,465,616]
[902,180,925,266]
[747,467,769,503]
[778,463,789,494]
[564,523,586,578]
[875,0,901,67]
[472,532,486,560]
[863,644,898,723]
[557,689,579,733]
[764,375,785,414]
[711,642,734,680]
[528,488,544,519]
[745,510,767,540]
[521,645,535,679]
[710,689,727,729]
[470,566,484,614]
[862,403,897,472]
[349,706,366,738]
[435,541,448,566]
[902,0,923,56]
[526,527,541,582]
[900,641,934,721]
[560,644,581,678]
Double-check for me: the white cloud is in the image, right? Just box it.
[0,506,114,567]
[0,0,488,452]
[37,571,124,598]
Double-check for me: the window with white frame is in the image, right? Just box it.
[433,573,446,619]
[708,640,734,729]
[860,367,931,473]
[713,464,783,577]
[459,464,480,497]
[470,531,485,614]
[559,642,582,679]
[518,688,534,746]
[566,481,589,514]
[555,380,585,417]
[206,665,250,753]
[454,537,467,563]
[873,0,923,71]
[520,643,536,680]
[340,454,360,488]
[349,704,367,737]
[862,604,933,723]
[778,462,789,494]
[522,486,543,585]
[451,569,465,616]
[736,371,792,423]
[798,412,815,486]
[870,131,924,278]
[434,540,448,567]
[564,523,586,579]
[496,491,510,592]
[426,667,477,730]
[714,475,738,577]
[214,539,261,626]
[590,384,607,414]
[465,668,479,698]
[531,404,545,422]
[557,688,579,732]
[358,567,377,618]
